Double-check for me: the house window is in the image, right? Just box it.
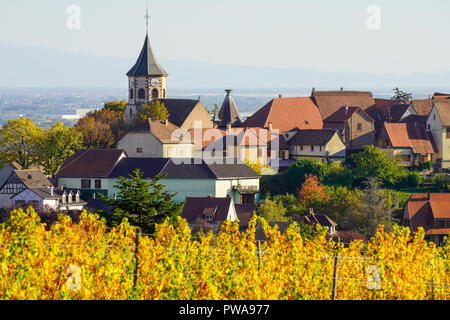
[319,146,322,152]
[152,89,159,98]
[205,214,214,222]
[427,124,431,131]
[357,123,362,131]
[401,155,412,162]
[95,179,101,189]
[138,88,145,99]
[136,147,143,153]
[300,145,304,151]
[311,145,314,152]
[81,179,91,189]
[28,200,39,207]
[15,200,26,206]
[446,128,450,139]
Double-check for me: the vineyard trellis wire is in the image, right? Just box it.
[0,207,449,300]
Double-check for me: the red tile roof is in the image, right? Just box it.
[311,90,376,120]
[411,99,434,116]
[133,119,189,144]
[242,97,323,133]
[405,193,450,234]
[432,92,450,100]
[189,127,288,150]
[383,123,435,154]
[434,101,450,127]
[323,106,374,124]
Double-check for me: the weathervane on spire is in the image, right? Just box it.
[145,4,150,34]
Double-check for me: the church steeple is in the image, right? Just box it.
[125,6,168,124]
[126,34,168,76]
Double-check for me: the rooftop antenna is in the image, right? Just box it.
[144,4,150,35]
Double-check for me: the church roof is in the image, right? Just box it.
[127,34,167,76]
[218,90,242,128]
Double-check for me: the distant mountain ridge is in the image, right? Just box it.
[1,42,449,89]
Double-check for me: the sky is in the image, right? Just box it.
[0,0,449,74]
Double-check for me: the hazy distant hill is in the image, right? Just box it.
[1,42,449,89]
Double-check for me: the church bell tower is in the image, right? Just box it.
[125,7,168,123]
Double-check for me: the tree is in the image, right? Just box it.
[76,108,126,149]
[285,158,329,193]
[104,100,127,114]
[298,174,327,208]
[99,169,183,235]
[434,174,450,192]
[355,178,395,237]
[135,100,169,126]
[324,161,353,187]
[256,198,290,222]
[0,117,43,169]
[318,186,360,229]
[37,121,84,176]
[351,145,404,186]
[392,87,412,102]
[272,193,305,217]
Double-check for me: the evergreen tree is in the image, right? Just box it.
[99,169,183,235]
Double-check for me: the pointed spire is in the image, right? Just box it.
[218,89,242,128]
[127,6,167,77]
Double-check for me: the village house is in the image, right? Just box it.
[190,126,289,173]
[323,106,376,151]
[242,96,323,133]
[56,149,127,199]
[377,122,436,167]
[287,129,346,162]
[402,193,450,246]
[56,150,261,205]
[426,101,450,170]
[181,196,239,233]
[311,88,377,121]
[0,169,85,211]
[296,208,337,235]
[117,119,193,158]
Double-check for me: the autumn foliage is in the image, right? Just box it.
[0,207,449,300]
[298,174,327,207]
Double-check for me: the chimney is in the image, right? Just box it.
[345,105,349,115]
[340,87,344,92]
[92,192,96,199]
[312,87,316,93]
[164,119,169,126]
[278,94,283,98]
[198,96,201,101]
[227,122,232,130]
[268,122,273,131]
[50,186,54,197]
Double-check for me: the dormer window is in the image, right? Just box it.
[205,214,213,222]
